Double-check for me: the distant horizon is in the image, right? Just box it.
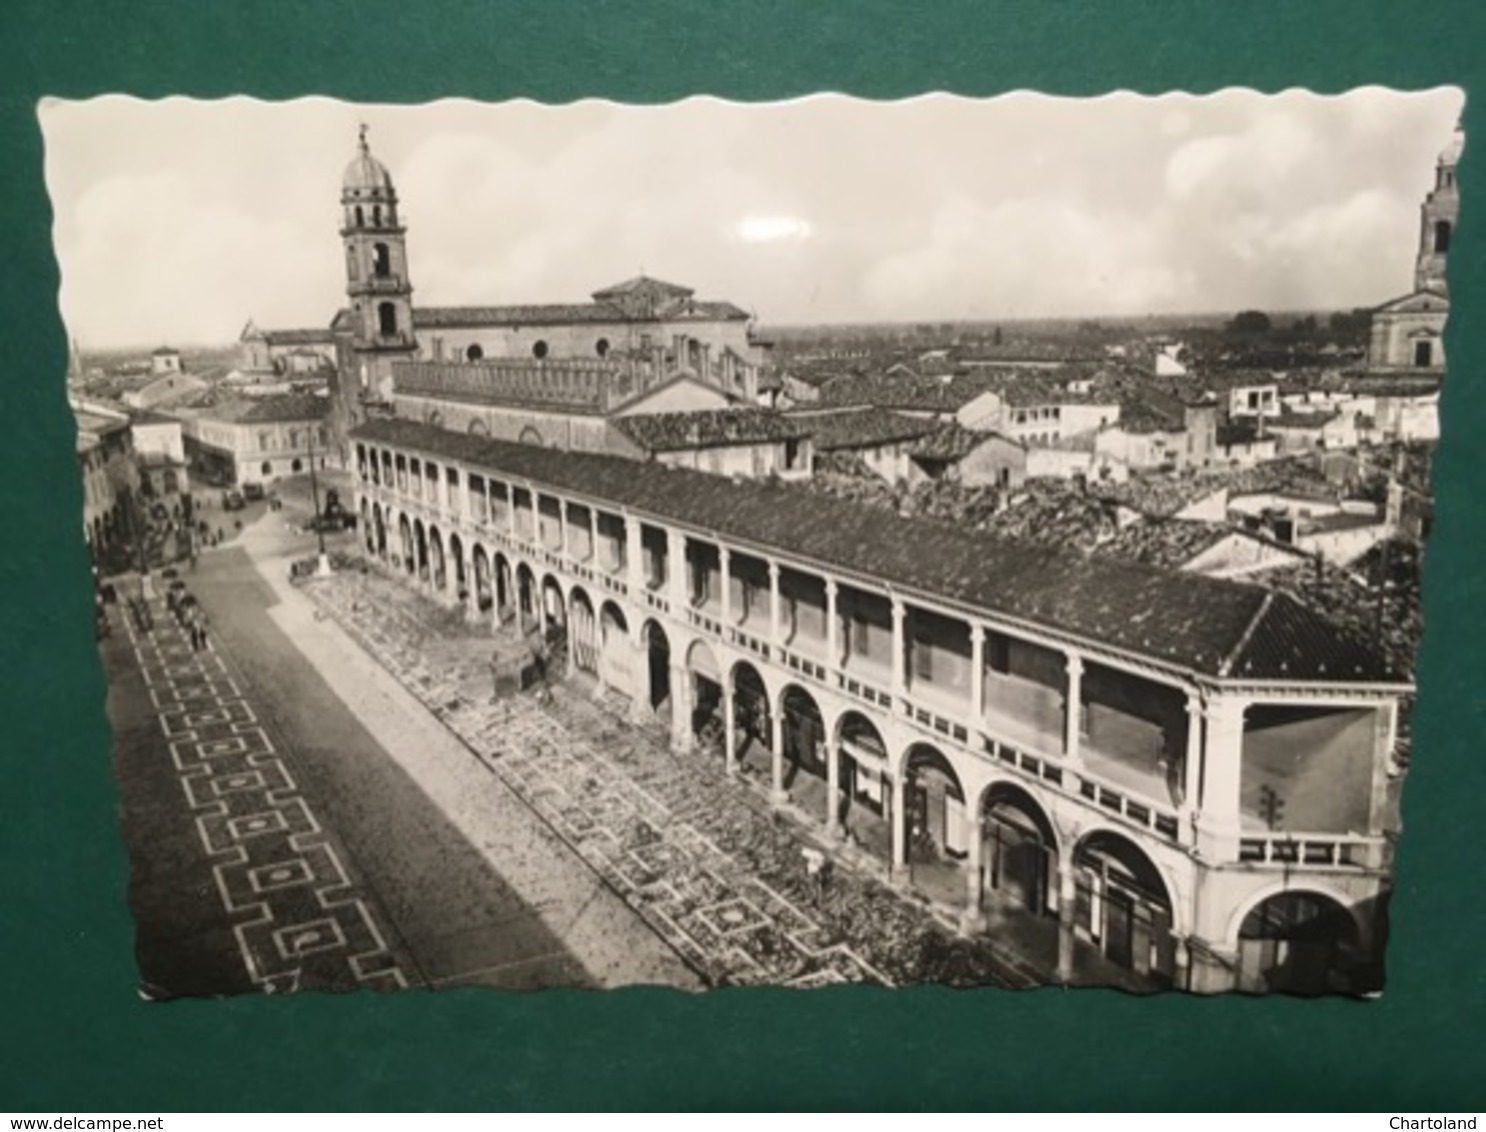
[43,90,1462,351]
[75,304,1384,356]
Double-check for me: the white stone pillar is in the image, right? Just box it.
[960,811,985,932]
[890,767,908,872]
[722,680,737,776]
[1064,654,1084,759]
[1195,696,1247,861]
[720,547,732,626]
[625,515,644,593]
[970,624,985,724]
[668,529,688,610]
[590,508,600,567]
[670,663,693,752]
[770,702,786,805]
[528,484,540,548]
[825,578,840,669]
[825,731,841,835]
[1056,859,1078,983]
[1182,691,1204,823]
[891,596,907,702]
[769,561,782,651]
[559,499,570,559]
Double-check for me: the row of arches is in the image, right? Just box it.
[357,493,1372,995]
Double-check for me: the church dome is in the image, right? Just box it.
[343,128,395,196]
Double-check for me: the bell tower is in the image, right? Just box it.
[341,124,417,397]
[1414,121,1462,294]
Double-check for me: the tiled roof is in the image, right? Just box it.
[789,407,937,452]
[1094,476,1225,519]
[207,393,330,424]
[1093,520,1240,570]
[612,409,808,453]
[911,423,1016,463]
[1115,392,1187,435]
[352,418,1402,684]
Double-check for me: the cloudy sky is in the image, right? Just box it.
[42,88,1463,349]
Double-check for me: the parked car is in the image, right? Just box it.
[242,482,266,502]
[223,491,246,511]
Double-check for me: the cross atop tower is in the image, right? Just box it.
[358,122,370,153]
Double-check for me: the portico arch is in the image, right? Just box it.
[567,586,598,676]
[448,531,467,604]
[685,638,725,752]
[397,513,414,575]
[515,562,537,629]
[642,619,672,716]
[900,743,970,906]
[980,781,1058,916]
[597,601,632,698]
[1071,829,1176,984]
[471,543,492,614]
[778,684,827,794]
[731,660,774,782]
[372,502,386,559]
[412,518,429,582]
[1232,887,1367,996]
[493,552,514,622]
[428,524,446,591]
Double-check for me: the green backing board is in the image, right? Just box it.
[2,0,1483,1112]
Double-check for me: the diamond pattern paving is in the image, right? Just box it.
[302,564,1038,989]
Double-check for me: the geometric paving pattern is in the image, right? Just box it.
[306,570,1033,990]
[122,597,408,994]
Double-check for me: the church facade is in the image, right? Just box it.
[1367,124,1461,372]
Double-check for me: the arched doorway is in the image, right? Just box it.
[779,685,826,793]
[731,661,773,782]
[540,575,567,664]
[901,743,968,906]
[981,782,1057,917]
[372,503,386,560]
[837,711,890,834]
[685,639,724,757]
[494,553,514,622]
[1072,830,1176,984]
[1236,890,1363,996]
[428,524,446,592]
[597,601,632,698]
[398,514,414,575]
[448,532,467,605]
[413,519,429,583]
[516,563,537,629]
[472,544,492,615]
[568,587,598,676]
[643,620,671,716]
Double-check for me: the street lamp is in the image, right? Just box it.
[308,420,332,577]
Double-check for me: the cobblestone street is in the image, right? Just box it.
[303,562,1042,989]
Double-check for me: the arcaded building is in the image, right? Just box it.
[350,416,1412,995]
